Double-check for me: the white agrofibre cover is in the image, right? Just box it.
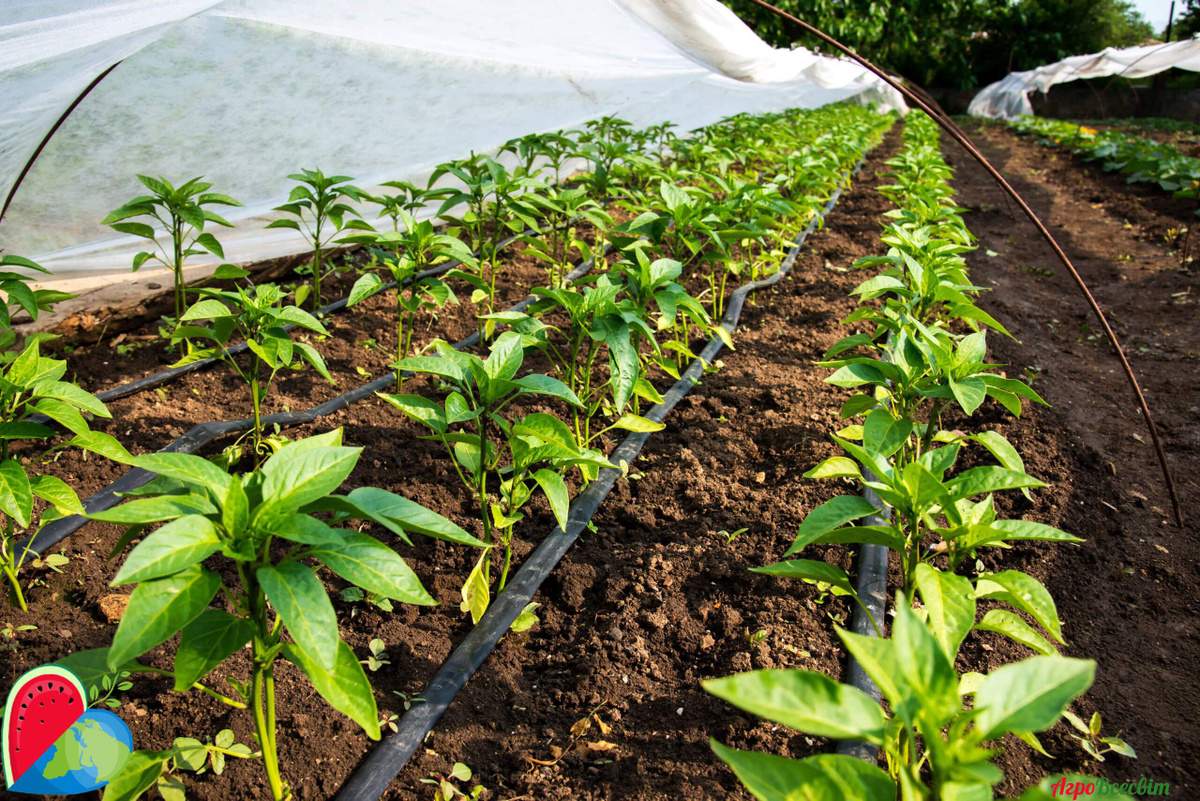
[969,38,1200,119]
[0,0,902,305]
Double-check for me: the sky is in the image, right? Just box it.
[1134,0,1182,32]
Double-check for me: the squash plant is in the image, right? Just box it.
[380,333,609,617]
[341,210,473,391]
[266,168,366,310]
[171,284,333,462]
[103,176,244,324]
[91,430,480,800]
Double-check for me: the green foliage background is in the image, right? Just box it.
[722,0,1156,89]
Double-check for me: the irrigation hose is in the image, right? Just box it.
[19,248,605,557]
[744,0,1183,528]
[335,163,867,801]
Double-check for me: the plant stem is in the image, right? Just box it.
[396,295,405,393]
[3,561,27,612]
[251,660,285,800]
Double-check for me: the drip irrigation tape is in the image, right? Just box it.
[53,229,535,408]
[335,161,867,801]
[20,250,602,557]
[834,471,890,761]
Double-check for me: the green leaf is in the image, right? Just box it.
[863,408,912,458]
[0,421,56,440]
[975,610,1057,656]
[109,565,221,668]
[710,743,895,801]
[133,452,232,496]
[112,515,222,585]
[30,398,89,435]
[989,518,1083,545]
[531,468,569,530]
[339,487,481,546]
[283,640,380,740]
[347,273,385,306]
[785,495,879,556]
[947,466,1045,500]
[259,445,361,517]
[975,657,1095,740]
[705,669,884,743]
[0,458,32,529]
[753,560,854,596]
[975,570,1064,644]
[913,563,975,661]
[101,749,172,801]
[826,363,887,388]
[511,373,582,407]
[804,457,862,481]
[376,393,446,434]
[109,221,158,240]
[180,299,234,321]
[483,331,524,382]
[949,376,987,415]
[67,430,135,464]
[892,596,960,728]
[30,474,83,515]
[394,355,464,384]
[212,263,249,280]
[90,495,217,524]
[56,648,141,693]
[173,610,255,691]
[258,562,339,671]
[969,430,1030,499]
[29,380,110,417]
[308,533,435,606]
[256,512,345,546]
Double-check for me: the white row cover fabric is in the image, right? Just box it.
[969,38,1200,119]
[0,0,903,292]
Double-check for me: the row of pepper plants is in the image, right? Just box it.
[1008,115,1200,204]
[704,111,1134,800]
[1,103,891,799]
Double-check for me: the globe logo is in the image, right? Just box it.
[3,665,132,795]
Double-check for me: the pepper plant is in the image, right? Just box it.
[433,156,540,335]
[341,210,473,390]
[90,431,481,800]
[380,333,610,617]
[171,284,333,461]
[0,252,74,348]
[0,341,130,609]
[266,168,366,310]
[103,176,244,324]
[520,187,611,288]
[706,598,1096,800]
[490,276,663,456]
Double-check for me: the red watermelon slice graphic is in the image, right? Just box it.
[3,664,132,794]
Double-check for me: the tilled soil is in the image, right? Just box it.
[2,118,1195,800]
[943,122,1200,795]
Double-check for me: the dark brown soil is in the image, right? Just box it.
[2,117,1195,801]
[943,122,1200,795]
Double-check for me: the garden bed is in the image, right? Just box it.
[0,108,888,799]
[4,111,1194,800]
[944,121,1200,795]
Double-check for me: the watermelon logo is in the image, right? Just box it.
[3,665,132,795]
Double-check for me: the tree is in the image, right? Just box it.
[722,0,1161,89]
